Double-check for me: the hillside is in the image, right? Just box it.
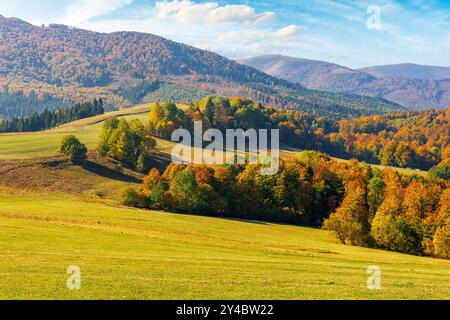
[0,154,143,199]
[0,16,402,118]
[240,55,450,110]
[239,55,376,90]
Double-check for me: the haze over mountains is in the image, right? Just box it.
[0,15,402,119]
[360,64,450,80]
[240,55,450,110]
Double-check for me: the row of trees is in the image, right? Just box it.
[124,151,343,225]
[97,118,156,170]
[123,151,449,258]
[0,99,105,133]
[144,97,449,172]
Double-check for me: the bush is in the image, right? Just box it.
[121,188,140,207]
[60,135,87,164]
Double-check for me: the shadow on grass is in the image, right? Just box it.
[146,151,172,171]
[82,160,141,183]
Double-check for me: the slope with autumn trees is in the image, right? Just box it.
[124,152,449,258]
[87,97,449,258]
[121,96,450,172]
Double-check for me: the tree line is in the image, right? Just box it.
[0,99,105,133]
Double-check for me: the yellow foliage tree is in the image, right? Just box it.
[148,102,163,134]
[323,180,370,246]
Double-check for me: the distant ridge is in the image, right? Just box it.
[359,63,450,81]
[240,55,450,110]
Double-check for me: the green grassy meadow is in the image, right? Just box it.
[0,104,447,300]
[1,194,449,300]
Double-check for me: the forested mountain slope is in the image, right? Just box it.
[0,16,402,118]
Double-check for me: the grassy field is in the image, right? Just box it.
[0,193,449,300]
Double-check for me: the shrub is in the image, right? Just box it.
[60,135,87,164]
[121,188,140,207]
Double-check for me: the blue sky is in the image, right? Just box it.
[1,0,450,68]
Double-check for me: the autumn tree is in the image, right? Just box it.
[148,102,163,135]
[141,168,167,209]
[394,142,413,168]
[323,178,370,246]
[109,119,136,164]
[97,118,119,156]
[274,161,313,219]
[381,142,397,167]
[168,167,226,214]
[433,224,450,258]
[432,189,450,258]
[371,170,404,250]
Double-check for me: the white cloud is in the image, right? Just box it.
[216,25,301,58]
[149,1,298,59]
[58,0,302,62]
[156,0,276,25]
[206,5,255,24]
[62,0,132,26]
[156,0,215,23]
[254,12,277,23]
[275,25,301,39]
[219,25,300,44]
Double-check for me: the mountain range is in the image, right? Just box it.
[239,55,450,110]
[0,15,402,119]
